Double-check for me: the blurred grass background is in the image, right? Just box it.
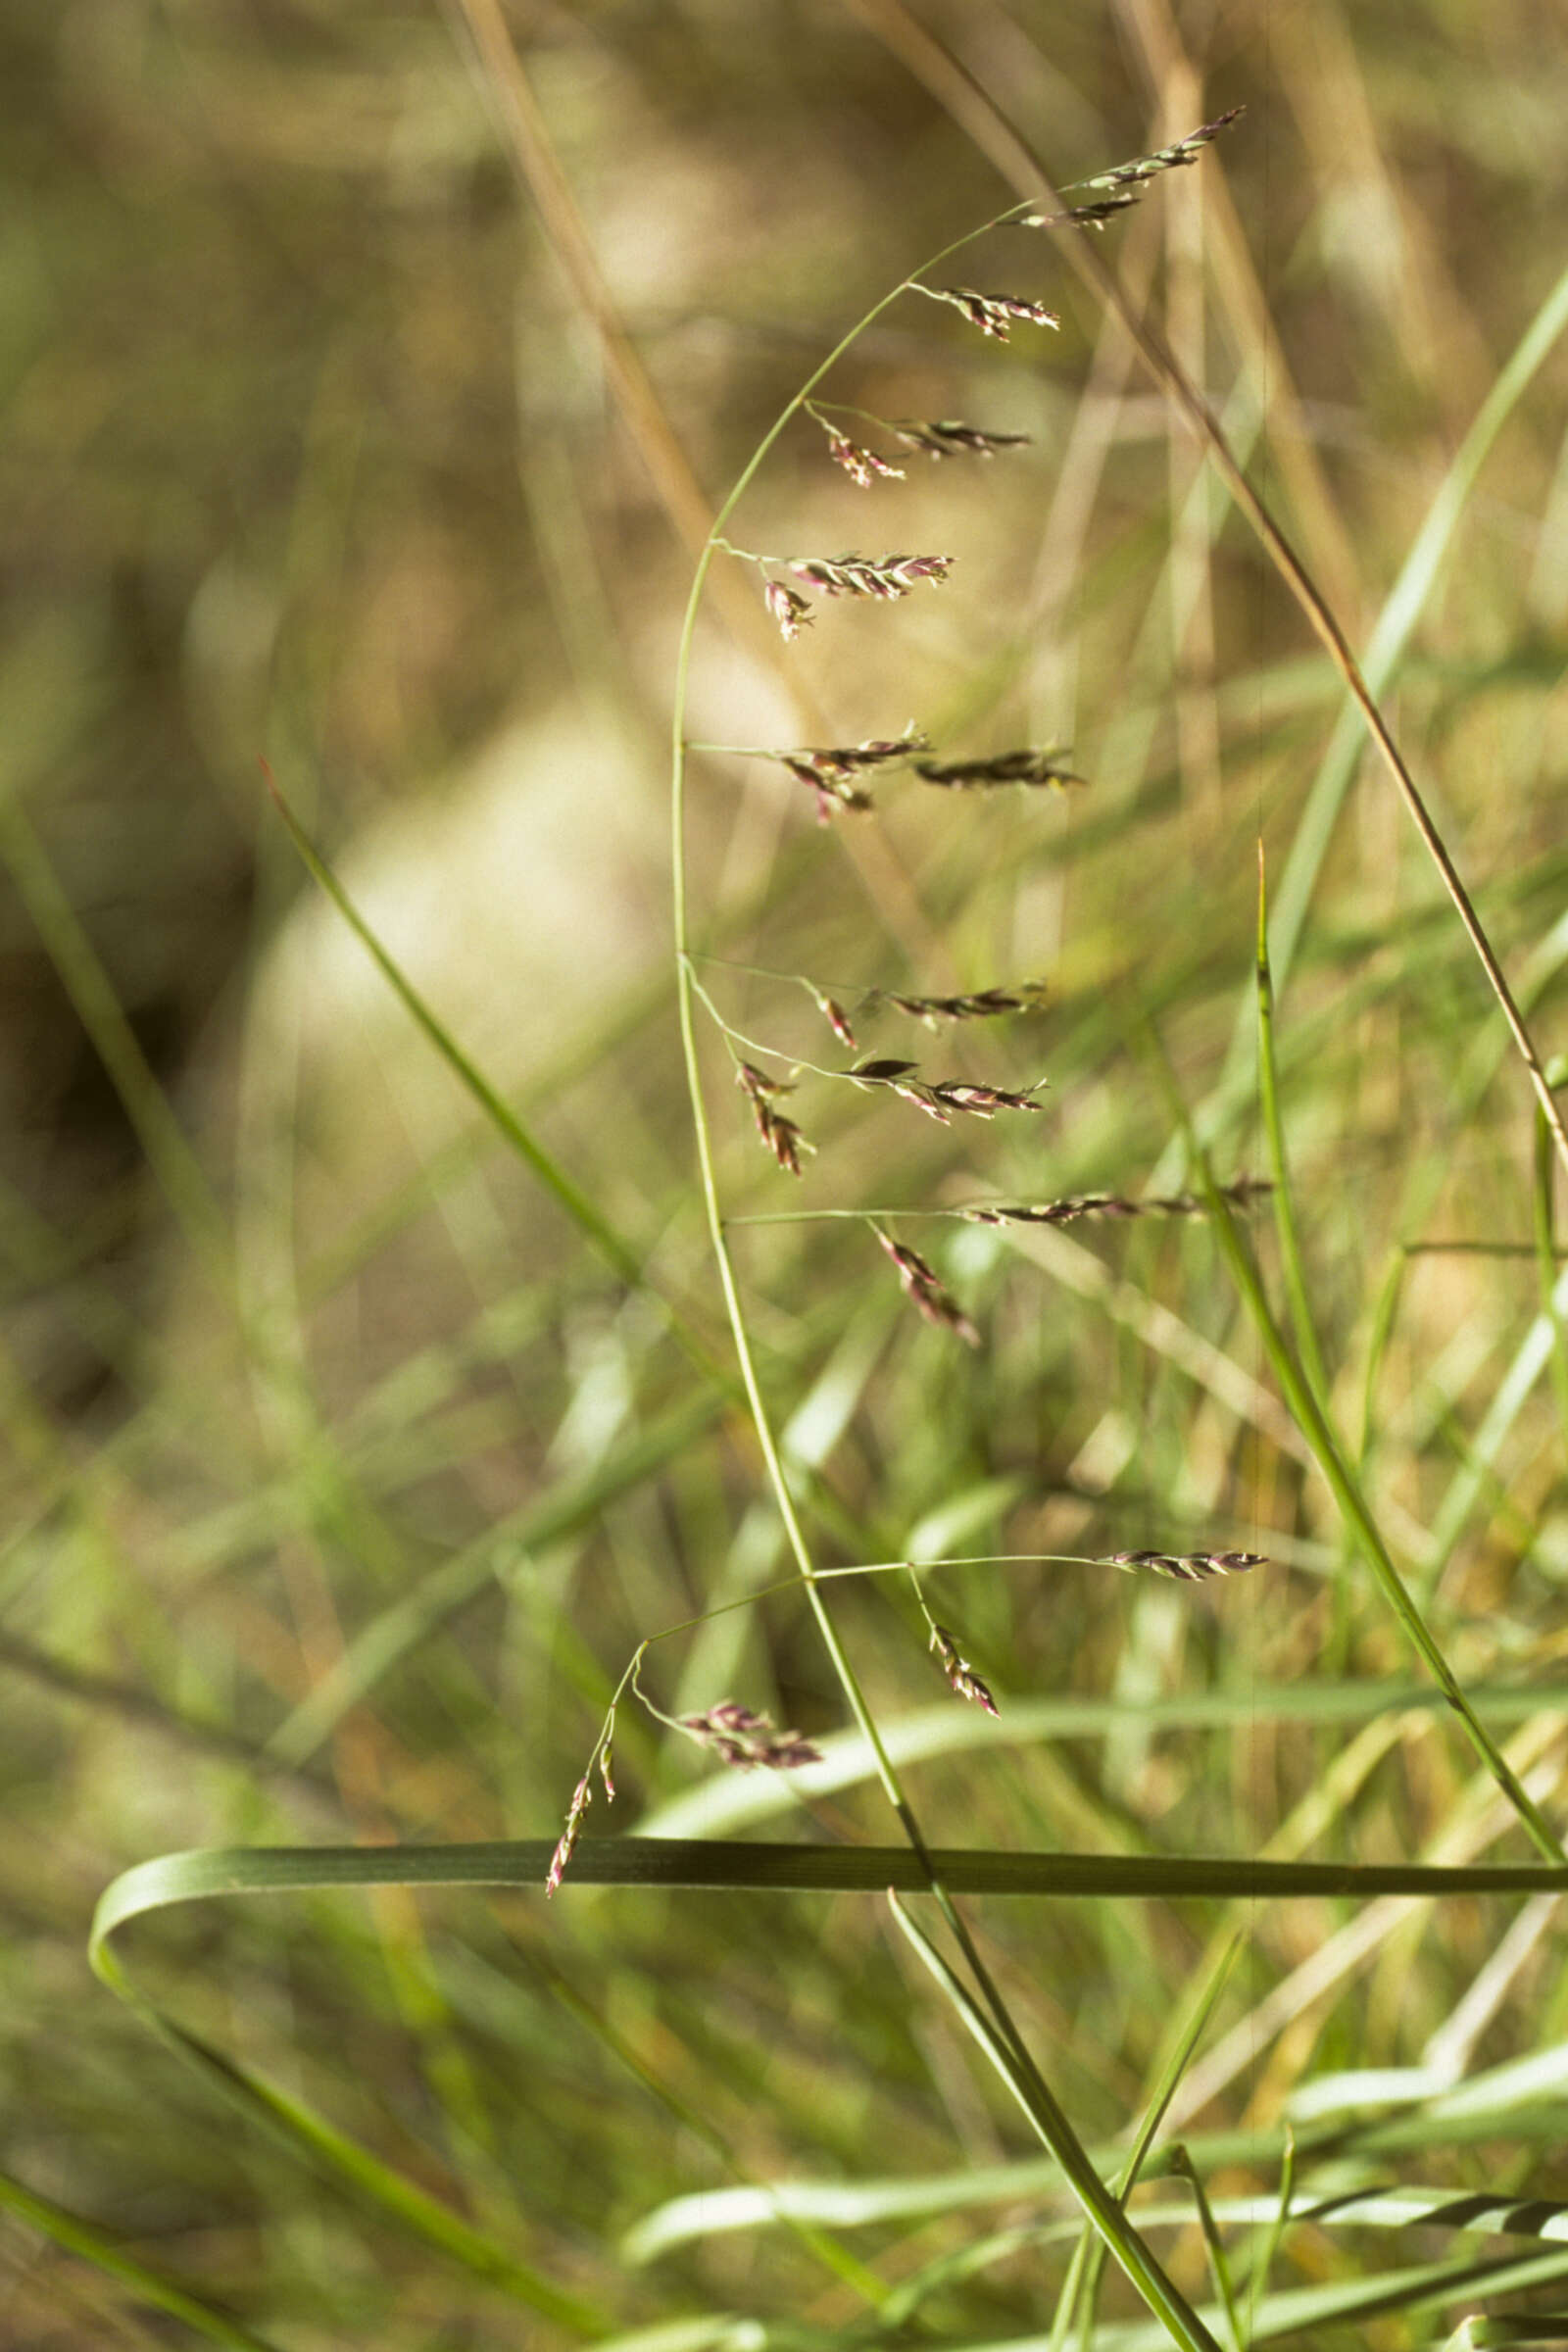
[6,0,1568,2345]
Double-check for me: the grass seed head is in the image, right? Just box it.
[892,418,1032,459]
[926,286,1060,339]
[824,429,906,485]
[913,748,1084,792]
[789,553,955,599]
[678,1701,822,1770]
[929,1622,1000,1716]
[875,1230,981,1348]
[1103,1548,1267,1582]
[763,578,814,640]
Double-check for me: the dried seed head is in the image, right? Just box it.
[875,1230,981,1348]
[965,1177,1271,1227]
[678,1701,822,1770]
[913,749,1084,792]
[1103,1549,1268,1583]
[925,286,1060,340]
[929,1622,1000,1716]
[824,429,906,486]
[763,578,814,641]
[892,418,1032,460]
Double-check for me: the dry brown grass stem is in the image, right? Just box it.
[842,0,1568,1187]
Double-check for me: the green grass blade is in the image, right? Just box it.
[0,2165,283,2352]
[267,1385,724,1765]
[1155,1040,1565,1863]
[89,1928,605,2334]
[1254,848,1329,1414]
[887,1888,1226,2352]
[266,764,650,1297]
[89,1838,1568,1930]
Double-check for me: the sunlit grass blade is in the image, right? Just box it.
[0,2165,283,2352]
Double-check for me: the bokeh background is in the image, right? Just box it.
[6,1,1568,2345]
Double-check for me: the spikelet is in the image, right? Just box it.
[892,418,1032,460]
[876,1230,981,1348]
[790,552,956,599]
[920,285,1060,340]
[929,1622,1000,1716]
[848,1058,1045,1123]
[1102,1549,1267,1582]
[736,1061,809,1176]
[1017,109,1246,228]
[913,748,1084,792]
[678,1701,821,1770]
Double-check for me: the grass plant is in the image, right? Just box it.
[8,4,1568,2347]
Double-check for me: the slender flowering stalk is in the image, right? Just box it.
[965,1178,1271,1227]
[913,748,1085,792]
[1102,1549,1268,1583]
[667,170,1237,2352]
